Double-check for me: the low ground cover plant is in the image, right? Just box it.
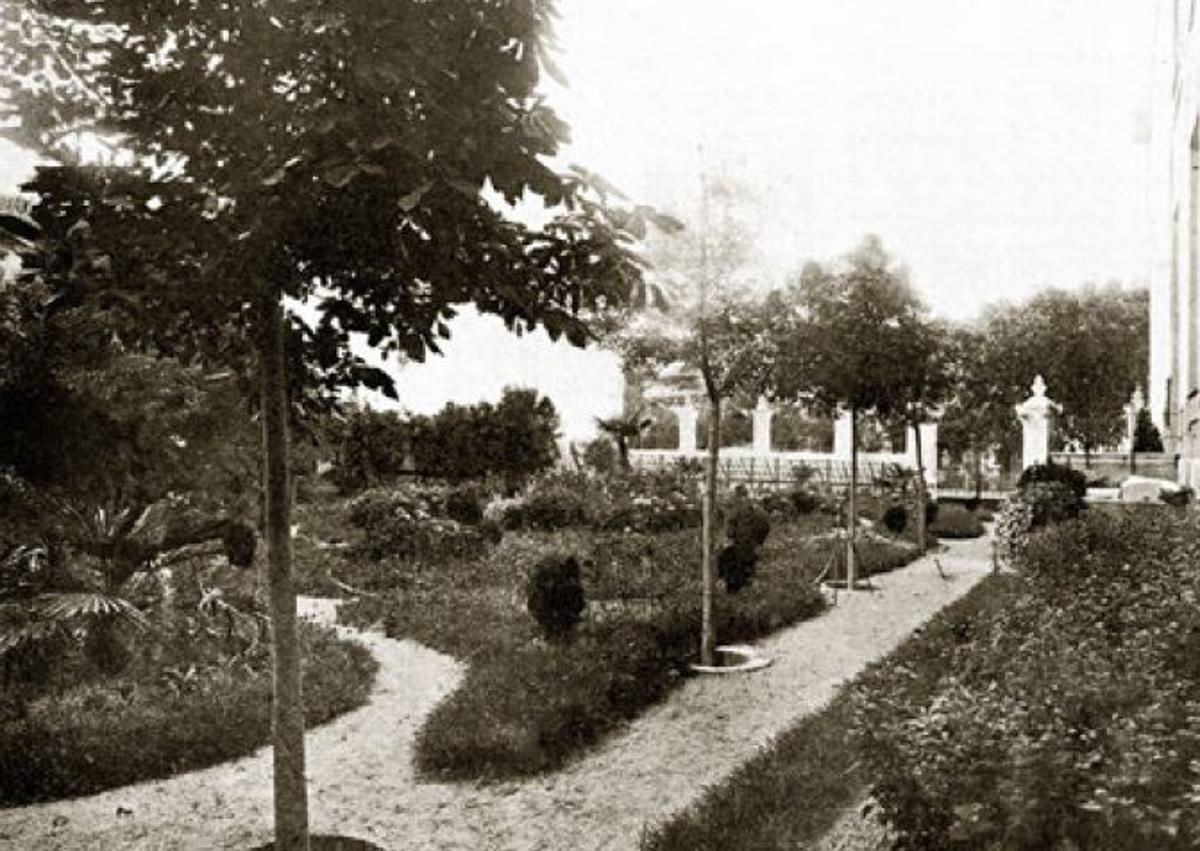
[0,616,375,806]
[853,507,1200,850]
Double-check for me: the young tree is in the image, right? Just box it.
[769,236,927,586]
[595,407,652,470]
[614,170,770,666]
[887,317,953,552]
[3,4,667,846]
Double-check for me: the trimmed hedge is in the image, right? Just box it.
[927,504,986,539]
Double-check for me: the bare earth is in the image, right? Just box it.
[0,535,993,851]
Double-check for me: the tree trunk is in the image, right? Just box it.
[847,406,858,589]
[973,446,983,500]
[700,395,720,667]
[259,295,309,851]
[913,422,927,554]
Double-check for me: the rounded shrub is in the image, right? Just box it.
[881,502,908,536]
[526,555,586,641]
[727,503,771,549]
[1017,462,1087,503]
[788,488,820,515]
[222,521,257,568]
[717,543,758,594]
[445,484,484,526]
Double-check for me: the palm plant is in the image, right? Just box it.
[595,407,653,470]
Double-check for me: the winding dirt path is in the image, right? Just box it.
[0,536,994,850]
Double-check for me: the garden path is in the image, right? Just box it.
[0,534,995,850]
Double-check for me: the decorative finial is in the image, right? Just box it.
[1031,375,1047,398]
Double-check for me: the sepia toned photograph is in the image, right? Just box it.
[0,1,1196,848]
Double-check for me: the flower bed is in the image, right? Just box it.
[852,507,1200,850]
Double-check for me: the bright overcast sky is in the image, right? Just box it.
[0,0,1160,439]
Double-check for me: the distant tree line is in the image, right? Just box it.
[330,387,560,494]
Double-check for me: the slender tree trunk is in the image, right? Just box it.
[701,394,720,666]
[913,422,927,554]
[259,295,309,851]
[973,446,983,500]
[847,406,858,589]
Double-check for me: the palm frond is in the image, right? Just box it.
[31,592,149,630]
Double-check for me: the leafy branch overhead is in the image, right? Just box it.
[2,0,676,399]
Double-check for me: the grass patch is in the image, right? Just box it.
[340,516,852,781]
[0,621,377,806]
[639,573,1015,851]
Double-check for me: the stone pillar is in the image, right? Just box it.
[752,396,773,454]
[672,403,698,453]
[1015,375,1060,470]
[1122,385,1145,452]
[833,409,853,459]
[905,422,939,483]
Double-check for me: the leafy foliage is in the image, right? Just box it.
[1132,408,1164,452]
[526,554,586,641]
[854,509,1200,850]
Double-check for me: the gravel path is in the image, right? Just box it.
[0,535,994,850]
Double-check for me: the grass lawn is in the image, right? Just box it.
[333,505,923,782]
[639,573,1014,851]
[0,618,377,806]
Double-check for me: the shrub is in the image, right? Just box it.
[1021,480,1081,528]
[444,483,485,525]
[717,543,758,594]
[727,503,771,549]
[853,510,1200,851]
[526,555,585,641]
[927,504,985,539]
[222,521,257,567]
[346,486,488,562]
[1017,462,1087,503]
[581,437,618,475]
[785,488,820,515]
[1161,486,1194,507]
[521,485,591,530]
[881,502,908,536]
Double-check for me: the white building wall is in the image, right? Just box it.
[1150,0,1200,484]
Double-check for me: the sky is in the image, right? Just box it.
[0,0,1160,440]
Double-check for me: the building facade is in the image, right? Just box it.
[1149,0,1200,485]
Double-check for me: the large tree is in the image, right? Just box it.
[940,285,1149,469]
[2,3,665,847]
[769,236,928,586]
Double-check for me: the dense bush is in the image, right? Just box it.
[222,521,258,567]
[0,621,376,806]
[444,483,485,525]
[727,503,771,549]
[1017,462,1087,503]
[853,509,1200,850]
[1021,480,1082,528]
[927,504,985,539]
[346,486,489,561]
[518,475,594,530]
[526,554,586,640]
[717,503,772,594]
[881,502,908,536]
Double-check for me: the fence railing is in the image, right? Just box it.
[628,448,917,493]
